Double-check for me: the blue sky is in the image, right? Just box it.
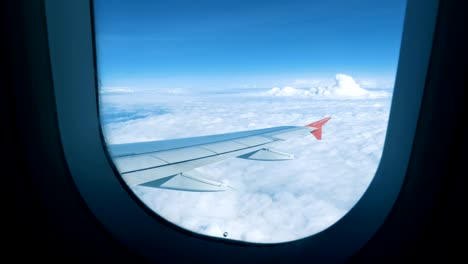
[94,0,406,90]
[97,0,404,243]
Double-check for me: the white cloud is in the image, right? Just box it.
[263,74,390,99]
[266,86,314,97]
[100,86,135,94]
[332,74,370,96]
[101,74,392,243]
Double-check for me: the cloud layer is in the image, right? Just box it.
[264,74,389,98]
[100,74,392,243]
[100,86,135,94]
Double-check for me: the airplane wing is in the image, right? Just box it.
[107,116,331,192]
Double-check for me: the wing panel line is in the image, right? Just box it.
[148,154,171,164]
[231,140,250,147]
[121,139,280,175]
[112,126,296,158]
[196,146,219,154]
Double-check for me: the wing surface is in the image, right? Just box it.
[107,117,330,191]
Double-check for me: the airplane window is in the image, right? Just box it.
[93,0,407,243]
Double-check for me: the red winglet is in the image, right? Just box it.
[305,116,331,140]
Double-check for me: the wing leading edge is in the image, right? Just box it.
[107,116,330,192]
